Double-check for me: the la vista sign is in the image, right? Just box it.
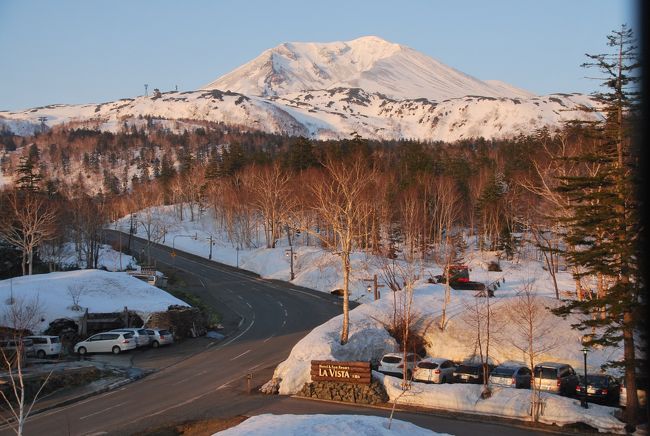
[310,360,371,384]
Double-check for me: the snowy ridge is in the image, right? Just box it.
[0,89,598,142]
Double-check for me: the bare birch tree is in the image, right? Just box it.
[305,154,378,344]
[506,280,558,421]
[0,190,58,275]
[0,297,52,436]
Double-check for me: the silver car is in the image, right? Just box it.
[378,352,421,379]
[489,362,532,389]
[74,332,136,355]
[110,328,151,347]
[413,357,456,384]
[145,328,174,348]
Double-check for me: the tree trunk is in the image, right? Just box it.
[340,254,350,345]
[623,311,639,426]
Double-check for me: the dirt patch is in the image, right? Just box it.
[133,415,248,436]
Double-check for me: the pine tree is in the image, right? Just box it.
[16,155,42,192]
[552,25,642,427]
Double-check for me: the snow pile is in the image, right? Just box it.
[0,269,190,333]
[378,373,625,433]
[213,413,448,436]
[274,297,397,394]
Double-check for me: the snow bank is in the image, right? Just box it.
[274,296,398,394]
[378,373,625,433]
[213,413,448,436]
[0,269,190,333]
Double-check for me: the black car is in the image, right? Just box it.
[453,363,495,384]
[576,374,620,405]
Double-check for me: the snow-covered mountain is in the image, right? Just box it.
[203,36,534,101]
[0,36,600,141]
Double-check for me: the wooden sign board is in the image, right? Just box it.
[310,360,371,384]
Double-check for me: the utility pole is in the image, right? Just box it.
[285,225,296,280]
[363,274,384,301]
[208,234,213,260]
[144,84,149,97]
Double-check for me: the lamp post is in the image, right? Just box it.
[581,347,589,409]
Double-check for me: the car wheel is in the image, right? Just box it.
[112,346,121,355]
[78,347,87,356]
[152,340,160,349]
[36,350,46,359]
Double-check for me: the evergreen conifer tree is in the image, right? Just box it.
[552,25,643,427]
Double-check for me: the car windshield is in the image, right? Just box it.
[457,365,480,374]
[382,356,402,364]
[580,375,608,387]
[492,367,515,377]
[534,367,557,379]
[418,362,439,370]
[124,332,134,339]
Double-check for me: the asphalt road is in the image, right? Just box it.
[3,233,552,435]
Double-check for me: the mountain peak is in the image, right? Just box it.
[202,37,534,101]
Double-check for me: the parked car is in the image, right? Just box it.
[145,328,174,348]
[533,362,579,396]
[489,362,532,389]
[620,375,647,408]
[110,328,151,347]
[453,363,495,384]
[413,357,456,384]
[378,352,421,379]
[576,374,620,405]
[74,332,136,355]
[0,338,35,358]
[25,335,62,359]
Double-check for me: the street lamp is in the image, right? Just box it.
[172,234,197,258]
[581,347,589,409]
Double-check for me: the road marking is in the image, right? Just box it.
[172,376,193,385]
[245,301,252,309]
[230,349,251,361]
[197,369,209,376]
[80,401,129,420]
[263,335,274,343]
[218,316,255,348]
[199,278,206,288]
[283,309,288,317]
[247,363,261,371]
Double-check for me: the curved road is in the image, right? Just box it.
[6,234,550,435]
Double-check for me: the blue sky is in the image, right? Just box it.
[0,0,637,111]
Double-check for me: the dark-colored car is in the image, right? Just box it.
[453,363,495,384]
[533,362,579,396]
[576,374,620,405]
[489,363,532,389]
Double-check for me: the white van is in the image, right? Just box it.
[25,335,62,359]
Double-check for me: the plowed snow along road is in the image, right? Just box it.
[2,232,344,436]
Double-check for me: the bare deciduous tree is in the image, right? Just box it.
[305,154,378,345]
[0,191,58,275]
[0,297,52,436]
[506,280,558,421]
